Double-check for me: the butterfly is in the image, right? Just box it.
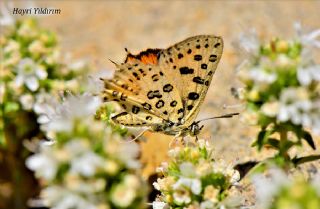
[101,35,238,139]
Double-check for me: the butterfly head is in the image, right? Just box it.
[188,121,204,137]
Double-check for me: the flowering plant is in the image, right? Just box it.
[0,18,89,146]
[0,17,89,208]
[152,139,241,209]
[252,168,320,209]
[235,24,320,166]
[26,93,148,209]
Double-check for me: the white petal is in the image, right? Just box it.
[152,201,169,209]
[190,179,202,195]
[297,68,311,86]
[25,76,39,91]
[15,75,24,87]
[36,67,48,79]
[37,115,50,124]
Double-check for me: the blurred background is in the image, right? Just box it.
[1,0,320,208]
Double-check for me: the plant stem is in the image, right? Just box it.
[279,129,290,163]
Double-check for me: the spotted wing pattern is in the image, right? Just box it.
[158,35,223,126]
[101,35,223,129]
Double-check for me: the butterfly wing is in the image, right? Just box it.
[158,35,223,126]
[101,35,223,130]
[101,51,185,126]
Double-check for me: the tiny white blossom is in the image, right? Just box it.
[19,94,34,110]
[26,145,58,181]
[252,168,290,209]
[200,200,214,209]
[152,201,169,209]
[70,151,104,177]
[180,162,196,177]
[111,184,136,208]
[42,93,101,133]
[87,69,113,94]
[295,22,320,48]
[297,64,320,86]
[237,28,260,56]
[249,68,277,84]
[173,177,202,195]
[15,58,47,91]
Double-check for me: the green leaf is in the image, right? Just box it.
[302,131,316,150]
[265,138,280,149]
[292,155,320,166]
[253,128,274,150]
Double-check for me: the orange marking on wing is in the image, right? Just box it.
[140,54,158,65]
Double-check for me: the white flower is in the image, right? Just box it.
[180,162,196,177]
[26,145,58,181]
[277,87,320,134]
[237,28,260,56]
[70,151,104,177]
[41,186,97,209]
[34,92,60,124]
[42,93,101,133]
[87,70,113,95]
[261,101,280,117]
[173,187,191,205]
[19,94,34,110]
[252,168,290,209]
[111,183,136,208]
[156,162,168,173]
[0,1,15,26]
[295,22,320,48]
[200,200,214,209]
[152,201,169,209]
[249,67,277,84]
[297,64,320,86]
[15,58,47,91]
[173,177,202,195]
[116,140,140,168]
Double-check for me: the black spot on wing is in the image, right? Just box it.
[194,55,202,61]
[201,64,207,69]
[142,102,152,110]
[214,43,221,48]
[132,106,140,114]
[187,105,193,110]
[155,100,165,109]
[188,92,200,100]
[209,54,217,62]
[179,67,194,75]
[192,77,205,85]
[163,84,173,92]
[147,90,162,99]
[170,100,177,107]
[152,74,159,82]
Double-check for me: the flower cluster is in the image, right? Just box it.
[0,18,89,145]
[252,168,320,209]
[235,24,320,162]
[152,140,240,209]
[26,94,148,209]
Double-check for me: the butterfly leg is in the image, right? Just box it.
[169,131,183,148]
[125,129,150,143]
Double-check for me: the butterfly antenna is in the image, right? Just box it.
[108,59,120,68]
[197,112,239,123]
